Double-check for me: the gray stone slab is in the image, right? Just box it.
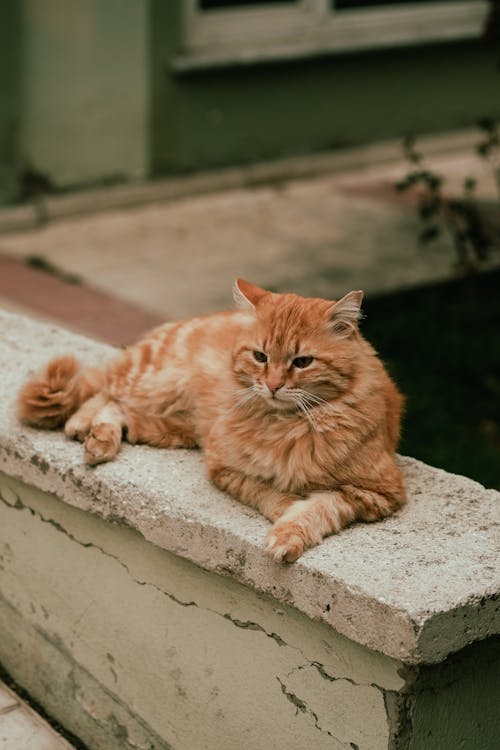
[0,310,498,664]
[0,681,73,749]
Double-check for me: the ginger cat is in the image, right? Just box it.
[18,280,406,562]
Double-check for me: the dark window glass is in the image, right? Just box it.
[200,0,296,9]
[334,0,447,8]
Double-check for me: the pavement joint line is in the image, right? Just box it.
[0,702,20,716]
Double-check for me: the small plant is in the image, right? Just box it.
[396,3,500,273]
[476,117,500,193]
[396,121,500,274]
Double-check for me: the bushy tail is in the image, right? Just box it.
[17,355,103,429]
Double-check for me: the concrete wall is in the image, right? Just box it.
[1,472,499,750]
[18,0,149,190]
[2,472,499,750]
[0,472,403,750]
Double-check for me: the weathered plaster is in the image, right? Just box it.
[0,473,401,750]
[0,474,404,693]
[2,473,498,748]
[0,311,498,665]
[0,594,171,750]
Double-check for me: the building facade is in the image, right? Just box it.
[0,0,498,204]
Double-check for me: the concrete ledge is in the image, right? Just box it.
[0,310,498,667]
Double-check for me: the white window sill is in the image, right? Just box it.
[176,1,489,72]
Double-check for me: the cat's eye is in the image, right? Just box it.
[292,356,314,369]
[253,351,268,363]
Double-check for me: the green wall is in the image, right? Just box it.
[6,0,149,198]
[0,3,21,204]
[153,36,500,173]
[1,1,499,203]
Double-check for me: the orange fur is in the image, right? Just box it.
[17,281,406,561]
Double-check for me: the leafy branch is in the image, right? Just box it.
[396,121,500,274]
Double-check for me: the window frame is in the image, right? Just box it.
[178,0,490,70]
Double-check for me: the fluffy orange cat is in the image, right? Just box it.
[18,280,406,562]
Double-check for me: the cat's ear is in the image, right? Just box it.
[328,290,363,338]
[233,278,267,310]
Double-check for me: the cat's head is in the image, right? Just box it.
[231,279,364,412]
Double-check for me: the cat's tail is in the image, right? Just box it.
[17,355,104,429]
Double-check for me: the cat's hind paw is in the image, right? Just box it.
[264,527,306,563]
[65,412,91,442]
[84,423,121,465]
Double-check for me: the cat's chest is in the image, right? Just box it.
[229,418,332,492]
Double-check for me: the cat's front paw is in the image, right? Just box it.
[264,525,306,563]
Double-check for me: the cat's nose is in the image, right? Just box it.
[266,367,285,395]
[267,381,284,395]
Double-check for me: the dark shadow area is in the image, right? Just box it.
[363,269,500,489]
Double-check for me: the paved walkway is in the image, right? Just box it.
[0,680,74,749]
[0,132,498,345]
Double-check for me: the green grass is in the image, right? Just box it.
[362,269,500,489]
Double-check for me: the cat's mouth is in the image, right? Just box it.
[262,386,330,421]
[237,383,317,414]
[263,388,301,411]
[266,395,293,409]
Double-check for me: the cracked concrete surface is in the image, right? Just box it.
[0,311,498,666]
[1,454,499,748]
[1,471,402,750]
[0,479,399,694]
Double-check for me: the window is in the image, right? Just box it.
[179,0,489,69]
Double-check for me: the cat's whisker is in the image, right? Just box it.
[234,384,260,409]
[300,404,318,432]
[290,389,324,410]
[287,391,318,431]
[235,391,254,406]
[234,387,254,398]
[296,390,338,415]
[296,391,330,430]
[299,391,329,407]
